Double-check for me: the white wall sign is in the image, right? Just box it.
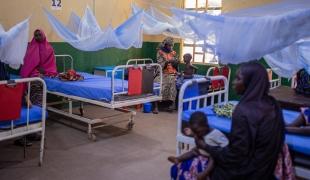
[51,0,62,10]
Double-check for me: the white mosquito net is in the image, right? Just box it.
[131,3,196,40]
[171,0,310,66]
[44,6,144,51]
[0,18,29,69]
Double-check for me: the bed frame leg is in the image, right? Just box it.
[68,100,73,114]
[79,102,84,116]
[87,124,96,141]
[23,136,27,159]
[39,132,45,166]
[127,111,136,130]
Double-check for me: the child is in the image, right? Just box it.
[182,53,198,79]
[168,111,229,180]
[286,107,310,135]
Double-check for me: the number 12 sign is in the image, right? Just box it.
[51,0,62,10]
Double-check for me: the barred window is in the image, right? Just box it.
[182,0,222,64]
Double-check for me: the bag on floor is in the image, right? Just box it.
[0,82,23,121]
[128,67,142,95]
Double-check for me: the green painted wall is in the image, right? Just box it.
[50,42,181,73]
[51,42,143,73]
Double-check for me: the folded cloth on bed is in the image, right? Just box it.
[182,107,310,155]
[58,69,84,81]
[213,103,236,118]
[0,105,45,129]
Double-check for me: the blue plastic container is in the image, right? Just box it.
[143,103,152,113]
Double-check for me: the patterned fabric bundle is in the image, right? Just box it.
[58,69,84,81]
[213,103,235,118]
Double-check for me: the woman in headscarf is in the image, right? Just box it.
[20,29,57,106]
[15,29,57,146]
[196,62,285,179]
[153,37,179,113]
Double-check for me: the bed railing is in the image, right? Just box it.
[126,58,153,66]
[110,63,162,104]
[176,75,228,155]
[55,54,74,72]
[269,77,281,89]
[206,66,231,82]
[0,77,46,166]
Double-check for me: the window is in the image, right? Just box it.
[182,0,222,64]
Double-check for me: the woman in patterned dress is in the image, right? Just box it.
[153,37,179,114]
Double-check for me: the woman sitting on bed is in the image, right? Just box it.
[286,107,310,135]
[20,29,57,106]
[15,29,57,146]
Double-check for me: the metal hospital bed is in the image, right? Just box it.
[176,75,229,155]
[0,77,47,166]
[177,76,310,179]
[46,55,162,140]
[268,69,282,89]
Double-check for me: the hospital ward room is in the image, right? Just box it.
[1,0,310,179]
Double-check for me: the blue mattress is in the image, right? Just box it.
[0,105,45,129]
[182,106,310,155]
[44,72,129,102]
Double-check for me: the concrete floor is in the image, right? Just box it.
[0,105,178,180]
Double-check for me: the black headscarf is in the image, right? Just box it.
[239,62,270,103]
[206,62,285,180]
[158,37,174,53]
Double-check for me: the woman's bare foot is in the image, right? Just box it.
[153,108,159,114]
[197,172,208,180]
[167,102,175,112]
[25,96,32,108]
[153,102,159,114]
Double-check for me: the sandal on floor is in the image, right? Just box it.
[167,106,175,113]
[26,133,41,141]
[152,109,159,114]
